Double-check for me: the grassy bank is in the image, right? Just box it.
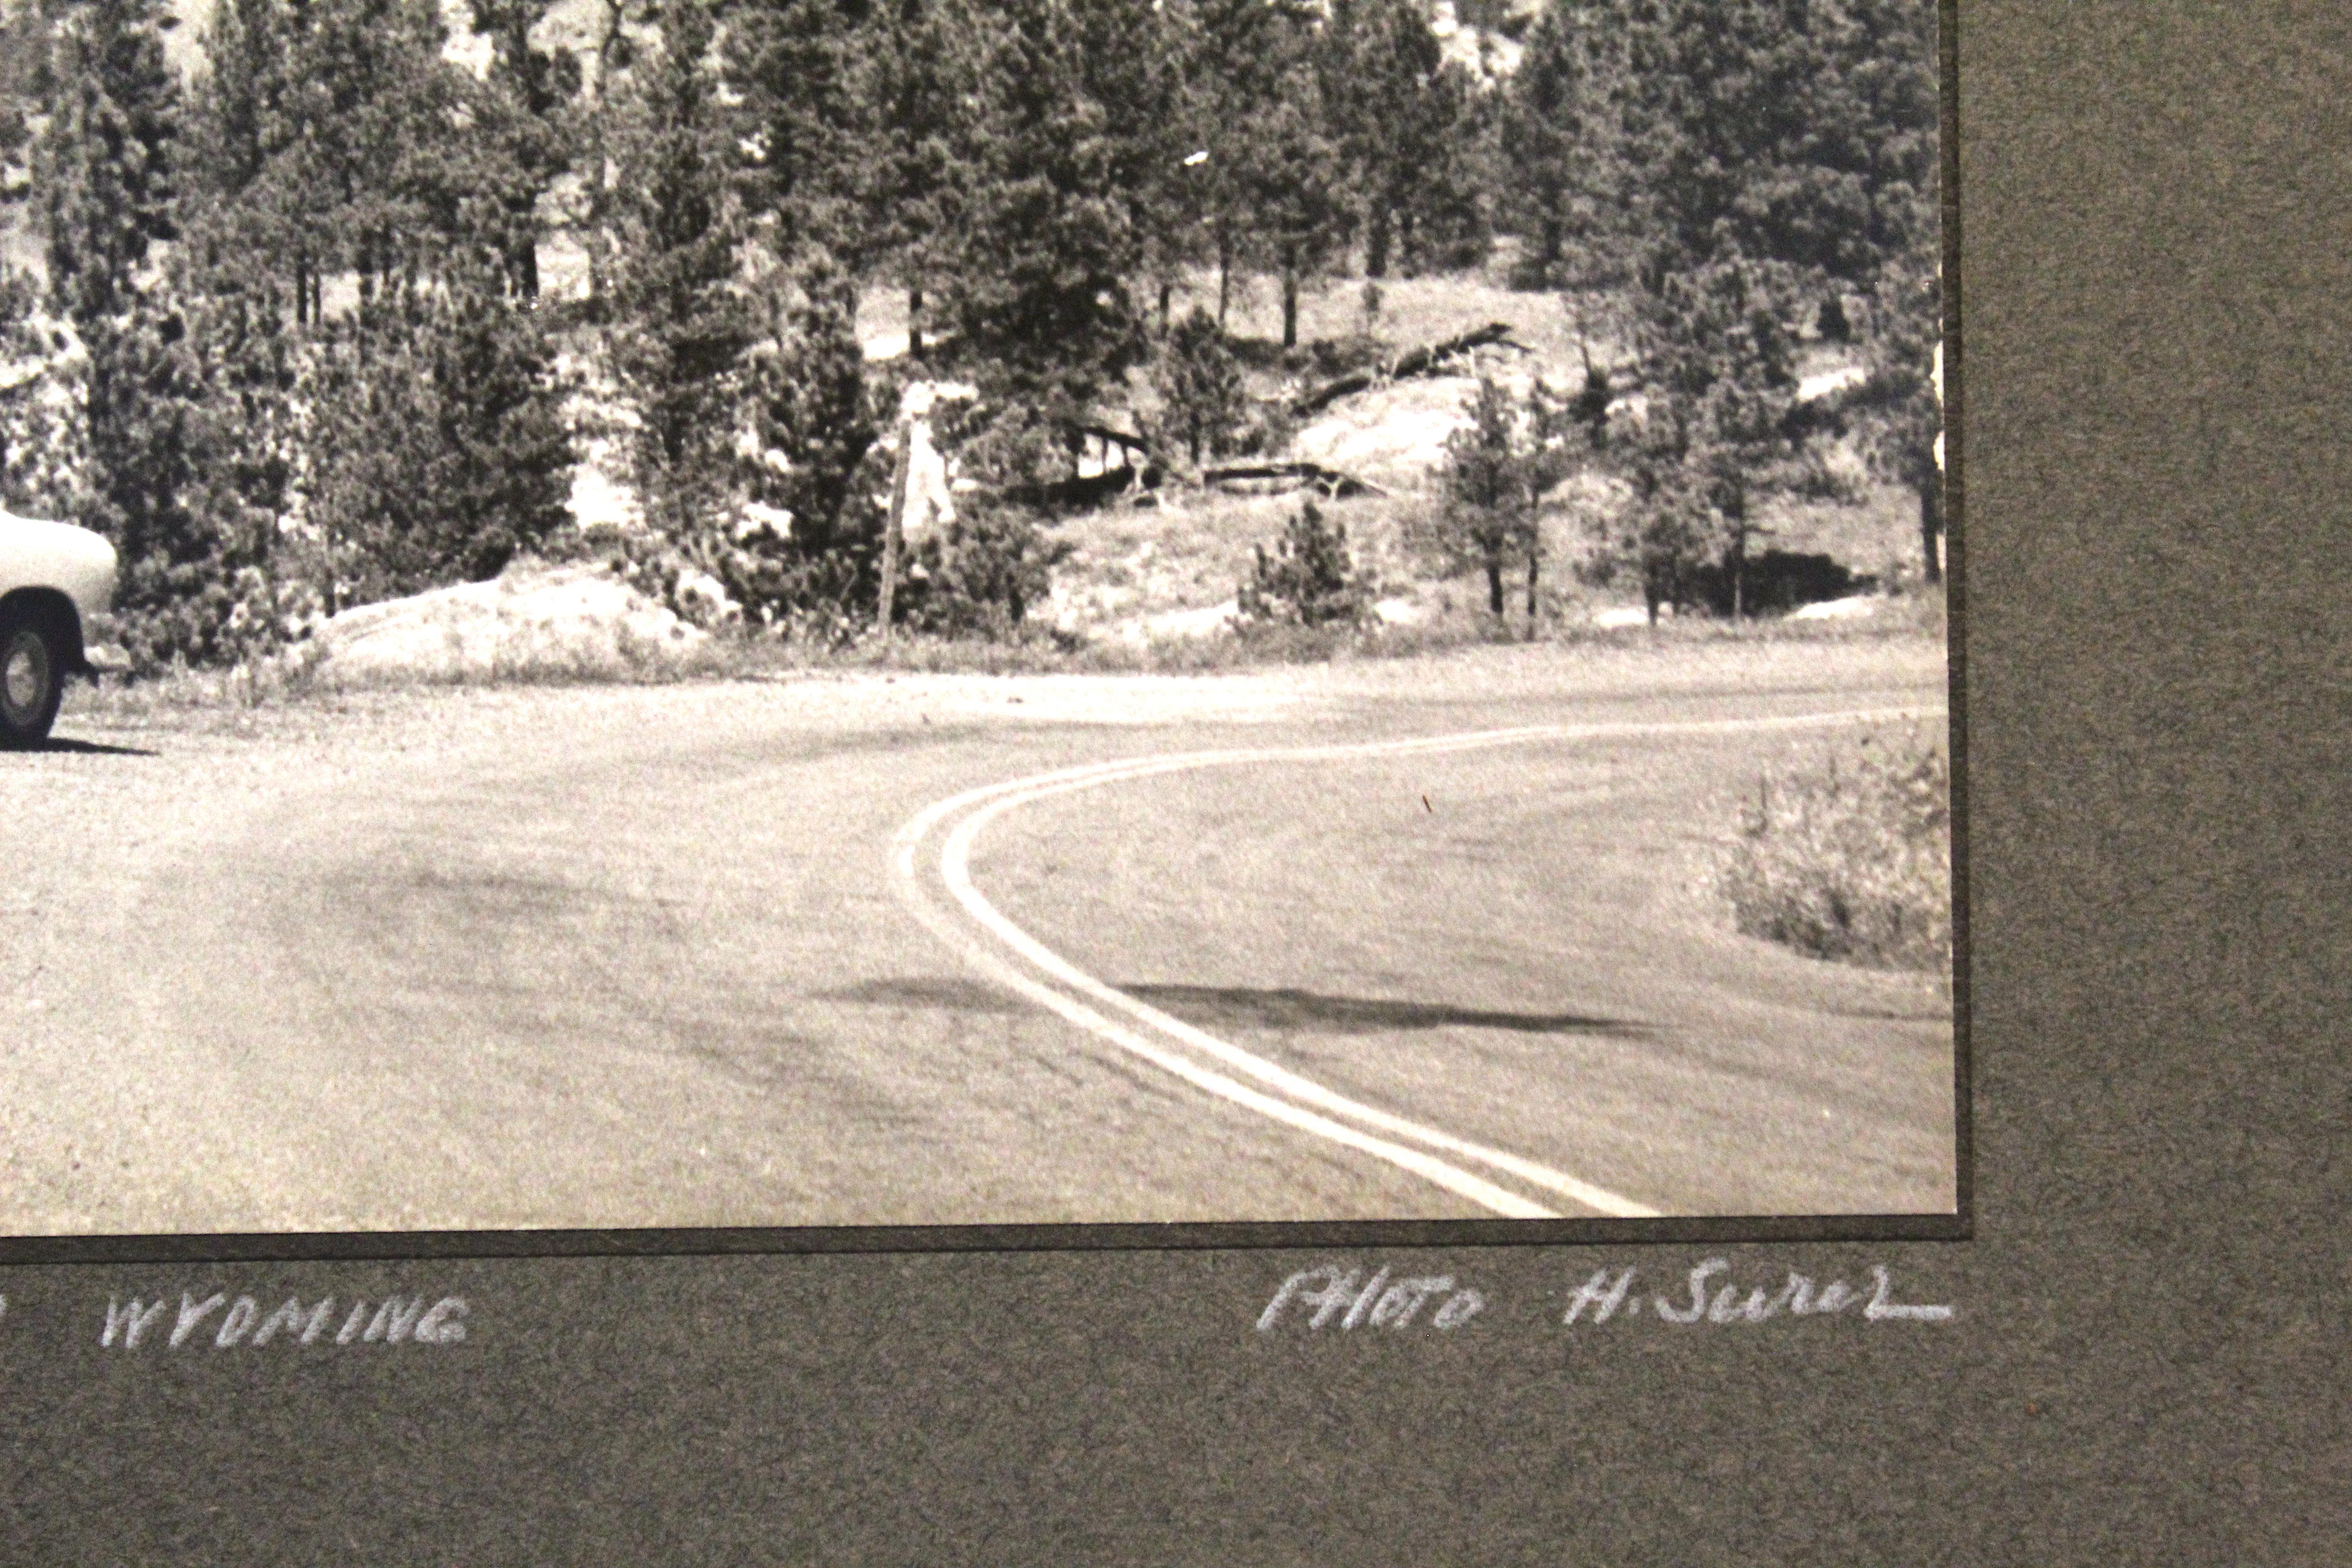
[57,584,1948,735]
[1715,723,1953,975]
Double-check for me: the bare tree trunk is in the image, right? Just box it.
[908,281,924,361]
[1365,208,1391,280]
[1280,245,1299,350]
[1525,548,1540,637]
[1217,230,1232,329]
[1158,278,1172,335]
[1485,554,1505,618]
[878,416,913,638]
[1920,476,1943,585]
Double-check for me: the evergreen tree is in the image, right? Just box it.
[1500,0,1621,288]
[303,264,573,606]
[607,0,755,544]
[1580,394,1713,623]
[1831,0,1942,581]
[736,252,881,572]
[1325,0,1473,280]
[1235,499,1376,629]
[255,0,461,320]
[183,0,286,208]
[1,0,59,210]
[468,0,583,299]
[32,0,229,663]
[849,0,977,358]
[1851,251,1942,583]
[1250,57,1345,351]
[941,0,1152,446]
[0,265,87,520]
[165,225,301,630]
[1430,373,1563,627]
[1636,256,1837,616]
[39,0,179,330]
[1178,0,1297,329]
[728,0,867,263]
[1151,304,1244,466]
[1560,0,1937,610]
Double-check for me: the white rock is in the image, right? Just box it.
[307,564,706,686]
[675,568,742,626]
[1790,595,1882,621]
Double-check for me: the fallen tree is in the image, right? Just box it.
[1289,322,1524,419]
[1201,461,1385,499]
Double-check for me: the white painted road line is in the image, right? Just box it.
[896,706,1942,1220]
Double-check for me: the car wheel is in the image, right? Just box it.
[0,617,64,748]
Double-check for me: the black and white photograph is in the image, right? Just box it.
[0,0,1951,1239]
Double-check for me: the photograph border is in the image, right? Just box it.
[0,0,1971,1269]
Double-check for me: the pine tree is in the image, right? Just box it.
[942,0,1152,445]
[1833,0,1942,581]
[1500,0,1621,289]
[1151,305,1244,466]
[1431,374,1548,625]
[0,266,87,520]
[728,0,867,264]
[1178,0,1298,329]
[39,0,180,330]
[1236,499,1375,629]
[33,0,229,663]
[1560,0,1938,610]
[255,0,459,320]
[1250,58,1344,351]
[738,252,880,566]
[607,0,755,544]
[848,0,977,358]
[303,264,573,606]
[469,0,583,299]
[1325,0,1469,281]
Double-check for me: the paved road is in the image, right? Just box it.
[1,640,1954,1234]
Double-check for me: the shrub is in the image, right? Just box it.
[1235,499,1377,629]
[1150,306,1245,467]
[898,504,1072,639]
[1718,727,1951,974]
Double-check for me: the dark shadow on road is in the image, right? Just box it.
[1122,984,1651,1038]
[24,736,159,756]
[818,975,1028,1014]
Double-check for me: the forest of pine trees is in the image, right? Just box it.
[0,0,1939,669]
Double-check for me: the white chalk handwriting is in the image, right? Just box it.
[1256,1265,1486,1333]
[1255,1259,1955,1334]
[99,1293,469,1350]
[1560,1259,1953,1326]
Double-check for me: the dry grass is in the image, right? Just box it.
[1715,723,1953,975]
[1048,490,1428,625]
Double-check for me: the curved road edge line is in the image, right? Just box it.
[888,865,1562,1220]
[901,705,1943,1223]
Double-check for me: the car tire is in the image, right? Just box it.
[0,614,64,748]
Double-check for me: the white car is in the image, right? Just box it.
[0,509,117,746]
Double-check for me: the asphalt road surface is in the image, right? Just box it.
[1,639,1955,1234]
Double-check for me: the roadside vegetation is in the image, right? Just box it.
[1717,726,1953,975]
[1,0,1940,690]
